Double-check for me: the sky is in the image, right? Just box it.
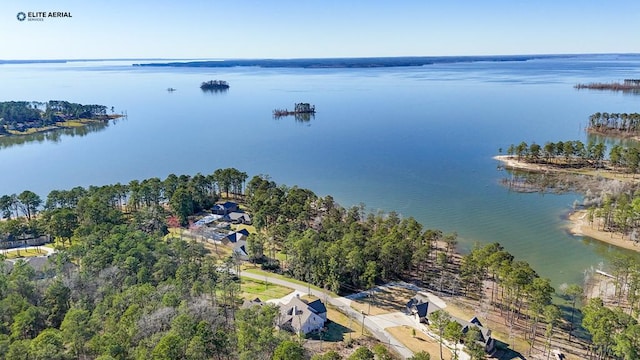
[1,0,639,60]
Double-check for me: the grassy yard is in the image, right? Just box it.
[240,278,293,301]
[387,325,453,360]
[241,266,338,297]
[230,223,256,234]
[1,248,48,259]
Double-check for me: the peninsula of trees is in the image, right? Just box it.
[200,80,229,91]
[0,101,119,136]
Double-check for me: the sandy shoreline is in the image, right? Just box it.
[567,209,640,253]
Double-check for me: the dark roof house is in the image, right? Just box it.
[212,201,239,215]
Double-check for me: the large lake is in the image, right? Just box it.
[1,55,640,287]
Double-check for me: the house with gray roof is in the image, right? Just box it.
[223,212,252,225]
[278,296,327,335]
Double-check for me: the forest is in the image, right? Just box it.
[0,101,111,134]
[1,169,638,359]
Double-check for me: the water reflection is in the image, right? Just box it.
[0,121,111,150]
[200,88,229,94]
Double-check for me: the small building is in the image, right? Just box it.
[212,201,239,215]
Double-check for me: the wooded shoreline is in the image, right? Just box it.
[495,155,640,252]
[0,115,122,138]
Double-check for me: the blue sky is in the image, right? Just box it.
[1,0,639,59]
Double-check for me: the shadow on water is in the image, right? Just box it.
[0,121,111,150]
[273,113,314,123]
[201,88,229,94]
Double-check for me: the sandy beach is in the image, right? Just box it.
[567,209,640,253]
[493,155,551,172]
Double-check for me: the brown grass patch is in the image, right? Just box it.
[350,286,416,316]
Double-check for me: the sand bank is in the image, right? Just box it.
[567,210,640,252]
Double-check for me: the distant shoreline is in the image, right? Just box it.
[133,54,574,69]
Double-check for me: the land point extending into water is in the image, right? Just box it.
[495,155,640,252]
[0,100,122,138]
[0,116,122,138]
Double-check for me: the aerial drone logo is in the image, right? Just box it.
[17,12,26,21]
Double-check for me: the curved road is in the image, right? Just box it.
[239,270,414,359]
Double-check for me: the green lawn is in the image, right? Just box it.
[240,278,293,301]
[2,248,48,259]
[241,266,338,297]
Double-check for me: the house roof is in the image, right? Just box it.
[225,212,252,222]
[233,240,248,257]
[223,201,238,208]
[237,228,250,236]
[241,297,265,309]
[307,299,327,314]
[407,295,441,318]
[225,232,245,244]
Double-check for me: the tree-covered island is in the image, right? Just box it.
[0,101,121,137]
[200,80,230,92]
[273,103,316,119]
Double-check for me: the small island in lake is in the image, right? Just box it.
[273,103,316,118]
[574,79,640,94]
[0,100,121,137]
[200,80,230,92]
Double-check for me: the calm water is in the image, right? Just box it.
[1,55,640,287]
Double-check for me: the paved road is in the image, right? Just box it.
[240,270,415,359]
